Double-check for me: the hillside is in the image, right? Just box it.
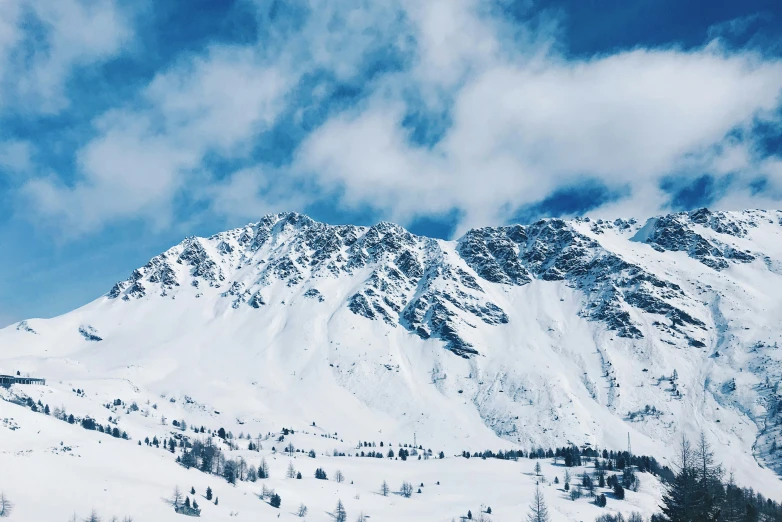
[2,208,782,519]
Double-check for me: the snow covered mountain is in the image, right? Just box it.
[3,208,782,508]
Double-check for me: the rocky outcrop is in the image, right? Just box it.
[105,209,780,357]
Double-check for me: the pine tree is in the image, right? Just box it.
[297,504,308,517]
[694,432,723,522]
[206,487,212,501]
[270,493,282,508]
[661,435,701,522]
[287,461,297,479]
[527,483,550,522]
[381,480,390,496]
[335,499,347,522]
[720,473,744,522]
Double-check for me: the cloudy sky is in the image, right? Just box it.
[1,0,781,326]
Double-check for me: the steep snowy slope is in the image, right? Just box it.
[3,208,782,500]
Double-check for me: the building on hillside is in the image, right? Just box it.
[0,374,46,387]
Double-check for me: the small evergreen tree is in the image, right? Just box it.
[206,487,212,501]
[613,482,625,500]
[270,493,281,508]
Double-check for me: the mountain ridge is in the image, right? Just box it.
[4,207,782,497]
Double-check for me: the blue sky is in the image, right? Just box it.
[1,0,782,326]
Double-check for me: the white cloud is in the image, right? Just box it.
[295,43,782,230]
[1,0,136,114]
[207,167,307,221]
[0,139,33,174]
[12,0,782,237]
[21,45,292,234]
[707,13,768,40]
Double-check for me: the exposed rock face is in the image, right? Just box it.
[106,209,780,357]
[635,208,756,270]
[79,325,102,342]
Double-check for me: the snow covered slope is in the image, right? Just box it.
[3,208,782,506]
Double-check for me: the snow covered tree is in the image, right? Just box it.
[84,510,101,522]
[381,480,390,496]
[270,493,281,508]
[206,487,212,501]
[335,499,347,522]
[527,483,550,522]
[400,481,413,498]
[534,461,541,476]
[287,461,297,479]
[297,504,308,517]
[335,469,345,483]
